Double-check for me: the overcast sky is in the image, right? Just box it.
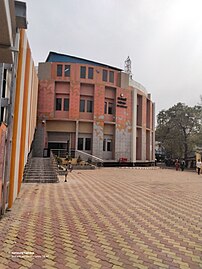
[25,0,202,114]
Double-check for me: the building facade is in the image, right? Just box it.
[37,52,155,164]
[0,0,38,214]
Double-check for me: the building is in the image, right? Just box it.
[0,0,38,214]
[37,52,155,164]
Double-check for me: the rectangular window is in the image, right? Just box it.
[85,138,91,150]
[109,71,114,83]
[64,98,69,111]
[80,66,86,78]
[103,139,106,151]
[64,65,70,77]
[107,140,112,151]
[80,99,85,112]
[102,70,108,82]
[88,67,94,79]
[56,98,62,110]
[78,138,84,150]
[87,100,93,113]
[1,107,4,123]
[57,65,63,76]
[104,102,107,114]
[108,102,113,114]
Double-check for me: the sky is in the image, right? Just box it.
[25,0,202,114]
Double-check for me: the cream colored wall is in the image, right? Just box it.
[46,120,76,132]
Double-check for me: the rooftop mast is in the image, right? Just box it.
[124,56,132,79]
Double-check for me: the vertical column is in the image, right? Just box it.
[131,88,137,162]
[92,84,105,159]
[152,103,155,161]
[75,120,79,150]
[141,96,147,161]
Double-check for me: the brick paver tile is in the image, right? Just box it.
[0,168,202,269]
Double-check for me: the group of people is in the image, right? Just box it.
[175,159,185,171]
[175,158,202,175]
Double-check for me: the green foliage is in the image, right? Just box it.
[156,102,202,159]
[56,156,62,165]
[77,155,82,164]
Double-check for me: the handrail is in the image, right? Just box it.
[75,150,104,163]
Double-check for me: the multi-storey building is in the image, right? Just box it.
[37,52,155,164]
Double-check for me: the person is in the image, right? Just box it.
[175,159,180,171]
[64,166,68,182]
[196,159,201,175]
[68,163,73,173]
[64,163,73,182]
[180,159,185,171]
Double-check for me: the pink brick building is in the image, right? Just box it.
[37,52,155,165]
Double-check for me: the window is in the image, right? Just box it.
[108,102,113,114]
[78,138,84,150]
[85,138,91,150]
[64,98,69,111]
[88,67,94,79]
[102,70,108,81]
[78,137,91,151]
[109,71,114,83]
[103,139,112,151]
[56,98,62,110]
[80,99,93,113]
[80,100,85,112]
[80,66,86,78]
[104,101,113,114]
[107,140,112,151]
[57,65,62,76]
[87,100,93,113]
[104,102,107,114]
[64,65,70,77]
[103,139,106,151]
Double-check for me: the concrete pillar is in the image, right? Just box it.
[131,88,137,162]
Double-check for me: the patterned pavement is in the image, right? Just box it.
[0,168,202,269]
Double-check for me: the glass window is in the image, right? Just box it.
[107,140,112,151]
[78,138,84,150]
[109,71,114,83]
[88,67,94,79]
[57,65,63,76]
[1,107,4,123]
[103,139,106,151]
[56,98,62,110]
[85,138,91,150]
[108,102,113,114]
[64,65,70,77]
[80,100,85,112]
[104,102,107,114]
[64,98,69,111]
[102,70,108,82]
[87,100,93,113]
[80,66,86,79]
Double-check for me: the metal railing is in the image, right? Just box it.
[51,148,104,166]
[75,150,104,166]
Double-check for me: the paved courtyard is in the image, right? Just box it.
[0,168,202,269]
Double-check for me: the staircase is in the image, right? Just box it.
[23,157,59,183]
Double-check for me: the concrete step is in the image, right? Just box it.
[23,157,58,184]
[24,178,58,183]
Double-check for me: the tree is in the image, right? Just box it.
[156,102,202,159]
